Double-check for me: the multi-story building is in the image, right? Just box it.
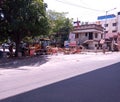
[72,24,104,49]
[96,12,120,39]
[96,12,120,51]
[72,12,120,51]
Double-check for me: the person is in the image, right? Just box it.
[2,44,5,52]
[2,44,7,58]
[102,44,106,54]
[94,46,97,53]
[22,43,29,56]
[9,43,14,57]
[0,51,3,59]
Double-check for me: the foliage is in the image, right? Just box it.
[46,10,73,46]
[0,0,49,41]
[0,0,49,56]
[47,10,73,35]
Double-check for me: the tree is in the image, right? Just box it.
[0,0,49,56]
[46,10,73,46]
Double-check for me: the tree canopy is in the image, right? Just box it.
[46,10,73,46]
[47,10,73,35]
[0,0,50,56]
[0,0,49,42]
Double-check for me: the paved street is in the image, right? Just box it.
[0,52,120,102]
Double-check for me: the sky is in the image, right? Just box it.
[44,0,120,22]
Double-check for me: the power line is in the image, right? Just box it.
[78,0,91,7]
[56,0,105,12]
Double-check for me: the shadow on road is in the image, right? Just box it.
[1,62,120,102]
[0,55,51,69]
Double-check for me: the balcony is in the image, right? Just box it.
[74,24,104,32]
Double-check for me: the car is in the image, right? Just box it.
[2,43,9,49]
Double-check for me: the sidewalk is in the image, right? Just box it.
[0,51,118,68]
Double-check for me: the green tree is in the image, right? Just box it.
[46,10,73,46]
[0,0,49,56]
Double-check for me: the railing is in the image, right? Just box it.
[74,24,103,31]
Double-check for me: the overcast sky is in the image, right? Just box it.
[44,0,120,22]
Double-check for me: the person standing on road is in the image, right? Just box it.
[102,44,106,54]
[9,43,14,57]
[2,44,6,58]
[94,45,98,53]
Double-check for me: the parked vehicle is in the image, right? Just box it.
[2,43,9,49]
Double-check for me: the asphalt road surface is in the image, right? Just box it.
[0,52,120,102]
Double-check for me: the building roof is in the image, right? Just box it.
[73,24,104,33]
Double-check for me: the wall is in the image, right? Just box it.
[117,12,120,33]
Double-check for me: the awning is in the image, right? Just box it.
[114,43,119,46]
[105,33,117,38]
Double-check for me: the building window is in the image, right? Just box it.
[104,24,108,27]
[95,33,98,38]
[75,33,79,38]
[112,23,117,26]
[88,32,93,40]
[85,33,87,36]
[95,44,98,47]
[112,30,117,33]
[101,34,103,39]
[105,31,108,33]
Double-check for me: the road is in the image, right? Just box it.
[0,52,120,102]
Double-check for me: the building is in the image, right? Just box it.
[97,13,118,39]
[71,12,120,51]
[72,24,104,50]
[96,12,120,51]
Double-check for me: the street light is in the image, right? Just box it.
[104,8,116,39]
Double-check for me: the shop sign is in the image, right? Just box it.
[69,41,76,46]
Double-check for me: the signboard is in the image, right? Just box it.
[69,32,75,41]
[69,41,76,47]
[64,41,69,48]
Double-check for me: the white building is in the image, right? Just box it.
[95,12,120,51]
[96,12,120,39]
[73,24,104,49]
[72,12,120,50]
